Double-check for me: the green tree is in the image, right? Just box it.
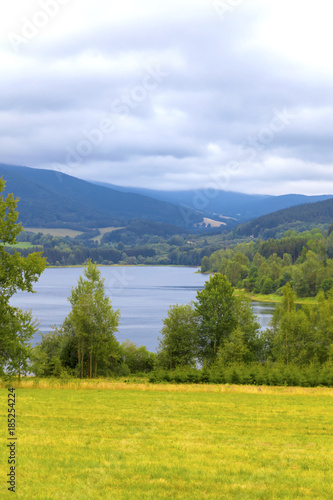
[157,303,198,369]
[195,274,237,363]
[68,261,120,378]
[306,291,333,364]
[120,340,155,373]
[269,283,313,365]
[217,327,253,364]
[0,177,46,378]
[195,275,261,365]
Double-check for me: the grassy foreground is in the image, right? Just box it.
[1,380,333,499]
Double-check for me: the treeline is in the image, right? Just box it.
[149,364,333,387]
[30,270,333,387]
[148,278,333,387]
[9,229,218,266]
[201,228,333,297]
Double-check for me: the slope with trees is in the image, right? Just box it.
[236,198,333,238]
[0,164,202,229]
[201,228,333,298]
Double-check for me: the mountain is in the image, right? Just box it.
[2,163,332,235]
[236,198,333,239]
[0,164,202,230]
[94,181,332,222]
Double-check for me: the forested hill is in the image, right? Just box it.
[0,164,202,229]
[236,197,333,238]
[95,181,333,222]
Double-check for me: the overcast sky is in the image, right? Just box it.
[1,0,333,195]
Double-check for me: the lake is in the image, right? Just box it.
[10,266,275,351]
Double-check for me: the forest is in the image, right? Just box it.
[201,227,333,298]
[7,222,222,266]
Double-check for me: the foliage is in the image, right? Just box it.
[195,274,237,363]
[149,362,333,387]
[0,177,46,378]
[32,261,122,378]
[120,340,155,373]
[156,303,199,369]
[202,229,333,298]
[195,274,261,365]
[67,261,121,378]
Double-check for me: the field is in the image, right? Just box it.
[93,226,124,244]
[22,227,123,242]
[23,227,85,238]
[4,242,43,249]
[1,380,332,499]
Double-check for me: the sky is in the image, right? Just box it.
[1,0,333,195]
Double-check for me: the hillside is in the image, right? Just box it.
[95,181,332,222]
[235,197,333,238]
[0,164,202,230]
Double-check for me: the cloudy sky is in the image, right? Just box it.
[1,0,333,195]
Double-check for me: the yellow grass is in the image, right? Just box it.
[2,378,333,395]
[93,226,124,243]
[203,217,226,227]
[23,227,84,238]
[0,380,332,499]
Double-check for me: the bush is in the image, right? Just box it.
[148,363,333,387]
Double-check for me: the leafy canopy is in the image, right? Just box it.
[0,177,46,377]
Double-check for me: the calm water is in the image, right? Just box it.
[10,267,274,351]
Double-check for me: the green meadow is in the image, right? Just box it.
[1,381,333,499]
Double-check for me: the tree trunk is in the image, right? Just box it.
[78,340,81,378]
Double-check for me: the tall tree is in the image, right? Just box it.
[195,273,237,364]
[157,303,198,369]
[0,177,46,378]
[68,261,120,378]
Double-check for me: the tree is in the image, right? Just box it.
[0,177,46,378]
[268,284,313,365]
[120,340,155,373]
[157,303,198,369]
[194,274,261,365]
[67,261,120,378]
[195,273,237,363]
[217,327,253,364]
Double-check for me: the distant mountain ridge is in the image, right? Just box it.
[1,163,332,233]
[94,181,333,222]
[236,198,333,238]
[0,164,202,229]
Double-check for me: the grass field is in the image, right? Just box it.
[1,380,332,499]
[4,242,43,249]
[23,227,84,238]
[22,226,123,242]
[93,226,124,244]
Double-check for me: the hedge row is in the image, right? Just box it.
[149,363,333,387]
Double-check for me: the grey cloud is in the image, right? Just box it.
[1,2,333,194]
